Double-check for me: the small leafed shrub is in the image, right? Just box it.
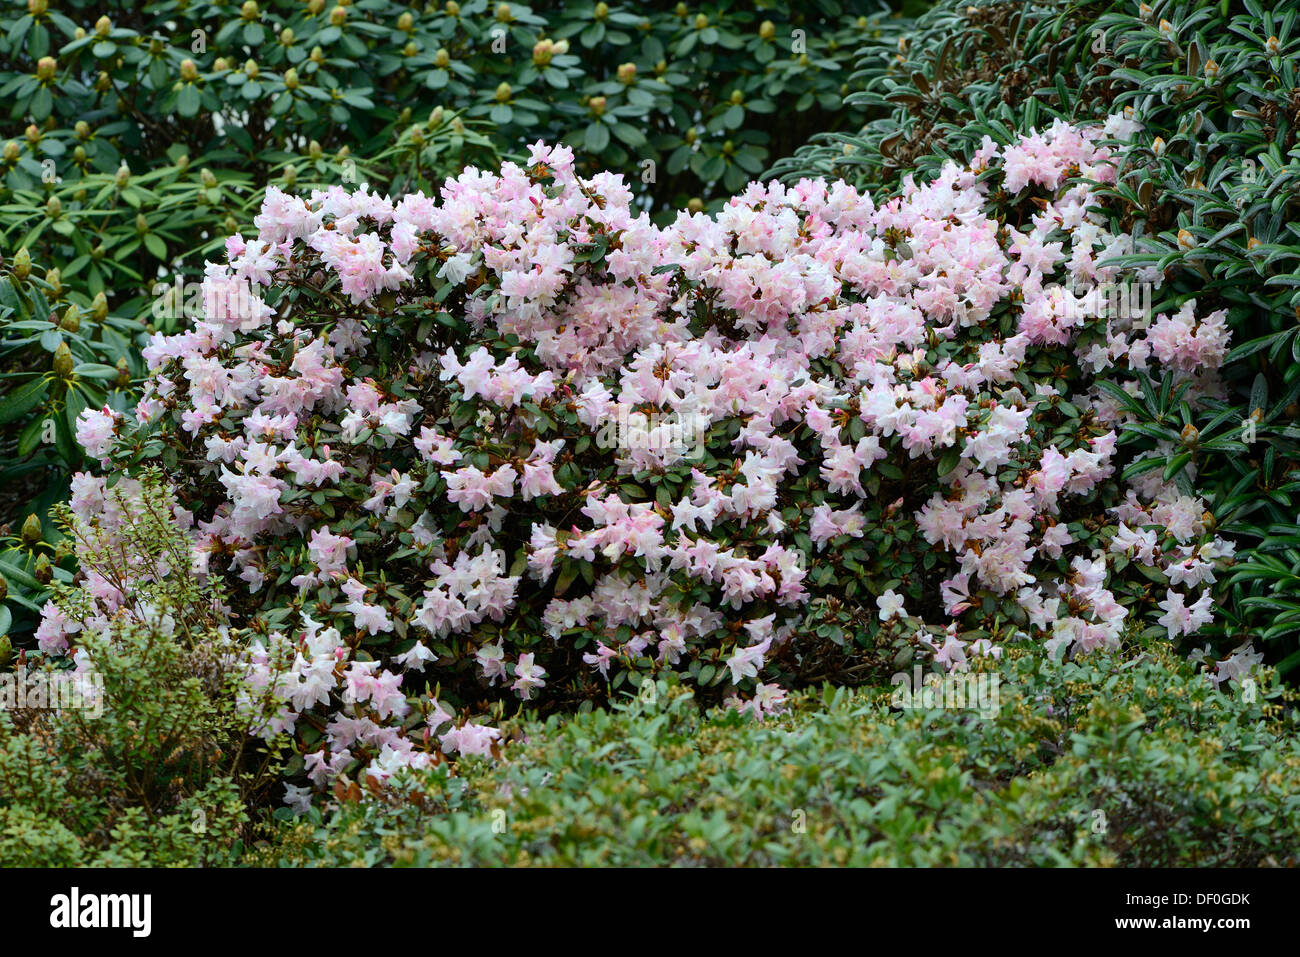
[255,641,1300,867]
[0,470,286,866]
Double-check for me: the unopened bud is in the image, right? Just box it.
[53,341,74,377]
[60,304,80,333]
[21,513,43,546]
[13,247,31,279]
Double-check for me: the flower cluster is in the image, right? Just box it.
[45,122,1247,797]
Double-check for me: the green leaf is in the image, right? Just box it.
[0,377,47,425]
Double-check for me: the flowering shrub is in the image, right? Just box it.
[42,118,1254,796]
[775,0,1300,670]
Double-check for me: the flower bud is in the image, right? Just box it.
[114,163,130,188]
[95,15,112,37]
[588,95,606,115]
[0,572,8,604]
[687,197,704,214]
[2,141,18,163]
[241,0,259,19]
[92,291,109,320]
[284,66,299,89]
[1266,36,1281,56]
[45,267,61,296]
[398,11,413,31]
[759,20,775,40]
[245,59,259,78]
[617,62,636,84]
[12,246,31,279]
[496,3,512,22]
[494,81,512,102]
[34,553,52,585]
[445,0,460,14]
[180,58,199,82]
[329,5,347,26]
[695,13,708,30]
[21,513,43,546]
[36,56,56,82]
[435,47,450,68]
[60,303,80,333]
[52,341,73,377]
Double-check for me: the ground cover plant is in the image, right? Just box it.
[254,641,1300,867]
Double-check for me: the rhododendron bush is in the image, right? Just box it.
[40,120,1254,792]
